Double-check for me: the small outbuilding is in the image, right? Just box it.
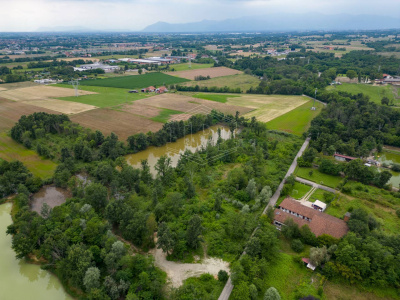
[334,153,357,162]
[312,200,327,212]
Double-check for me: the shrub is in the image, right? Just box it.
[218,270,229,282]
[291,239,304,253]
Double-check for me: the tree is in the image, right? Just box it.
[346,70,357,79]
[291,239,304,253]
[62,244,93,287]
[218,270,229,282]
[381,97,390,106]
[309,246,329,267]
[138,68,143,75]
[264,287,281,300]
[84,183,108,213]
[157,222,175,255]
[40,203,52,219]
[186,215,204,249]
[257,185,272,204]
[249,284,258,300]
[246,178,257,200]
[231,282,250,300]
[84,267,101,292]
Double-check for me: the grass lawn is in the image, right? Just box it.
[79,72,189,89]
[169,63,214,72]
[308,188,335,203]
[57,85,149,108]
[263,252,319,300]
[326,83,398,105]
[295,167,343,188]
[0,133,56,179]
[267,100,324,136]
[192,93,240,103]
[181,74,261,91]
[289,182,312,200]
[150,108,183,123]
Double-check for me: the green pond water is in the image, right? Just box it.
[126,125,232,175]
[0,203,73,300]
[377,151,400,187]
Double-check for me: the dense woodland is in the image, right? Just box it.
[6,111,304,299]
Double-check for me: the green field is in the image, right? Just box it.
[57,84,149,108]
[0,133,56,179]
[289,182,312,199]
[169,63,214,72]
[192,93,240,103]
[79,72,189,89]
[181,74,260,91]
[150,108,183,123]
[327,83,398,105]
[295,167,343,188]
[267,100,324,136]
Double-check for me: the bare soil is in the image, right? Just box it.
[167,67,242,80]
[119,102,161,118]
[134,93,251,116]
[31,186,71,215]
[150,247,230,288]
[0,98,59,132]
[70,108,163,141]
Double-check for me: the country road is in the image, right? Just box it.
[295,176,337,193]
[218,137,311,300]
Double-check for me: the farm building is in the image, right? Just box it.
[74,63,119,73]
[334,153,357,162]
[273,198,348,239]
[156,86,168,94]
[141,86,156,92]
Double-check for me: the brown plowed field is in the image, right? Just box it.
[0,98,59,132]
[119,102,161,118]
[134,93,252,116]
[167,67,242,80]
[70,108,163,141]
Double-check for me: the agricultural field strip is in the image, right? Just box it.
[0,85,98,114]
[167,67,242,80]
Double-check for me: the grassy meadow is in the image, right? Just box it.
[327,83,398,105]
[266,100,324,135]
[57,84,150,108]
[295,167,343,188]
[169,63,214,72]
[0,133,57,179]
[181,74,261,91]
[79,72,189,89]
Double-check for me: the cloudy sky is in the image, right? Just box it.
[0,0,399,31]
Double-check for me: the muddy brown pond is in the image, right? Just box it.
[126,125,233,175]
[31,186,71,215]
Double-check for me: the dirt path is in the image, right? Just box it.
[150,247,230,288]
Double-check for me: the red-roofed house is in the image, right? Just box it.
[141,86,155,93]
[156,86,168,94]
[273,198,348,239]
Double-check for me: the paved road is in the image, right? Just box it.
[295,177,337,193]
[218,137,311,300]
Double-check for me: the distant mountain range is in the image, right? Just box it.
[142,14,400,32]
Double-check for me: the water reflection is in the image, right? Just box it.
[0,203,73,300]
[31,186,71,215]
[126,125,232,175]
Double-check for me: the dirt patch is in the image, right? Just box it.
[23,99,97,115]
[150,247,230,288]
[0,85,96,101]
[335,76,358,84]
[119,102,161,118]
[168,67,242,80]
[169,114,192,121]
[0,98,59,132]
[0,87,6,91]
[134,93,251,116]
[70,108,163,141]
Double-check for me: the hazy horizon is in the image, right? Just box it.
[0,0,399,32]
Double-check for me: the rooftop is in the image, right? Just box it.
[275,198,348,239]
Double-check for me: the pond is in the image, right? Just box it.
[377,151,400,188]
[31,186,71,215]
[126,125,233,175]
[0,203,73,300]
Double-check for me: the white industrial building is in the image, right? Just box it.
[73,63,120,73]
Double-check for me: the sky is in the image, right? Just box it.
[0,0,399,31]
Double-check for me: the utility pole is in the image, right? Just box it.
[311,88,317,111]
